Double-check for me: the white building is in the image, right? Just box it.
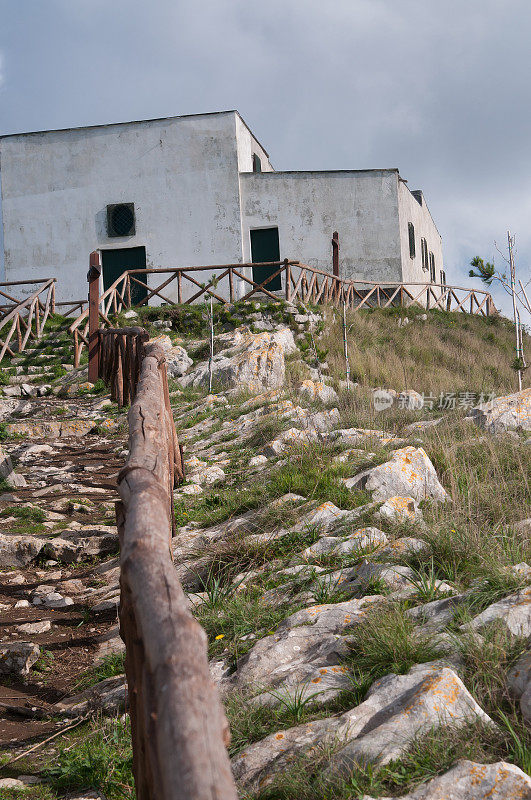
[0,110,443,303]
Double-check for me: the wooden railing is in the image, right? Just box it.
[98,330,236,800]
[98,327,149,407]
[69,261,497,366]
[0,279,56,362]
[55,299,87,317]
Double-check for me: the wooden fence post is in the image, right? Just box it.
[284,259,290,302]
[332,231,339,277]
[88,251,101,384]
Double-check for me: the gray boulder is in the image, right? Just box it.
[363,759,531,799]
[0,533,45,568]
[0,444,26,488]
[263,427,320,457]
[232,596,382,693]
[407,594,469,631]
[43,537,82,564]
[0,779,29,790]
[251,663,353,709]
[232,663,492,791]
[462,587,531,637]
[376,495,423,524]
[467,388,531,433]
[345,446,447,503]
[320,560,425,599]
[17,621,52,635]
[180,327,296,392]
[377,537,429,559]
[0,642,40,675]
[507,647,531,725]
[327,665,491,775]
[298,379,339,405]
[0,397,19,416]
[55,674,126,717]
[165,345,193,377]
[403,418,443,435]
[303,528,388,558]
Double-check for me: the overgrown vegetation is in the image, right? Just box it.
[0,504,47,533]
[43,717,133,799]
[344,603,444,680]
[3,300,530,798]
[74,652,125,691]
[321,305,529,396]
[247,719,524,800]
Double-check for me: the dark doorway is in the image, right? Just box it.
[101,246,148,306]
[250,228,281,291]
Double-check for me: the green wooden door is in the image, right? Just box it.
[250,228,281,291]
[101,247,148,306]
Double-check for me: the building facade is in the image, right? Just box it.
[0,110,443,302]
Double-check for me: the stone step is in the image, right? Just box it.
[9,373,50,385]
[2,384,51,397]
[5,419,99,438]
[15,365,57,375]
[11,353,57,363]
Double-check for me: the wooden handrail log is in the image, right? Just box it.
[111,341,235,799]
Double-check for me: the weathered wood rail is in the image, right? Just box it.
[98,327,149,407]
[98,328,237,800]
[55,299,87,317]
[69,259,497,366]
[0,279,57,362]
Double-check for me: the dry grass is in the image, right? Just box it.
[321,305,529,395]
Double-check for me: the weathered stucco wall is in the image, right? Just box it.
[0,111,245,301]
[235,116,273,174]
[398,181,443,285]
[240,169,403,284]
[0,109,444,304]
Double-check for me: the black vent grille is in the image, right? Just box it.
[107,203,135,237]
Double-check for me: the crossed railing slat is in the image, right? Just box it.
[0,279,57,362]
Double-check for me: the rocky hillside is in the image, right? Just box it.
[0,301,529,799]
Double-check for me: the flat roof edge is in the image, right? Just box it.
[240,168,400,176]
[0,109,240,140]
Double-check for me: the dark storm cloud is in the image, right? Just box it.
[0,0,529,316]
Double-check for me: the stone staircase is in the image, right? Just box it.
[1,326,75,398]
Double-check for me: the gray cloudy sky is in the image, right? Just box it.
[1,0,530,318]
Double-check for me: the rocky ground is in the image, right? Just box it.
[0,302,529,799]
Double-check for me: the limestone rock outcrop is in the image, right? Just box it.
[179,327,296,392]
[468,387,531,433]
[345,446,448,503]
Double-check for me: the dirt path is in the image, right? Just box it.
[0,394,127,751]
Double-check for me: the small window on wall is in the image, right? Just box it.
[107,203,135,237]
[408,223,415,259]
[252,153,262,173]
[429,252,436,282]
[421,238,429,271]
[440,270,446,286]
